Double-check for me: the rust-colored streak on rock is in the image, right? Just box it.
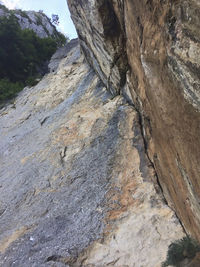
[74,105,184,266]
[104,110,143,225]
[125,0,200,240]
[0,227,30,253]
[67,0,200,242]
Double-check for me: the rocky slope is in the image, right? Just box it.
[0,4,60,39]
[0,40,184,266]
[67,0,200,242]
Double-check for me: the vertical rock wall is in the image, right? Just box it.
[67,0,128,95]
[125,0,200,241]
[67,0,200,241]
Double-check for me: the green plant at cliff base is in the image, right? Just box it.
[162,236,200,267]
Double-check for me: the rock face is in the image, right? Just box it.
[0,40,184,266]
[0,4,59,39]
[67,0,200,241]
[68,0,127,95]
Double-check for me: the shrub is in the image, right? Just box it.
[55,31,68,46]
[0,13,66,106]
[0,4,9,12]
[0,79,23,105]
[25,76,41,87]
[162,236,200,267]
[35,14,43,26]
[0,15,58,82]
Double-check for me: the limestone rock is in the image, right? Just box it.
[0,4,59,39]
[0,40,184,266]
[48,38,79,73]
[67,0,127,96]
[67,0,200,242]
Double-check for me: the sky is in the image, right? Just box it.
[1,0,77,39]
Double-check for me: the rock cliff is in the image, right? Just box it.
[0,4,60,39]
[67,0,200,242]
[1,0,200,265]
[0,40,184,266]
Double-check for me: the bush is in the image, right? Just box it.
[0,15,58,83]
[55,31,68,46]
[162,236,200,267]
[25,76,41,87]
[0,13,66,106]
[0,79,23,105]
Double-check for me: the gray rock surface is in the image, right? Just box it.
[0,40,184,266]
[67,0,200,242]
[49,38,79,72]
[67,0,127,96]
[0,4,59,39]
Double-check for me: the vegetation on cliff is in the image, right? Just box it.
[0,12,66,107]
[162,236,200,266]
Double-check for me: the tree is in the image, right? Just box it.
[51,14,59,26]
[0,14,63,105]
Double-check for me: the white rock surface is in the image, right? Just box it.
[0,5,58,38]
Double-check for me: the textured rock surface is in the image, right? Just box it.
[0,41,184,266]
[68,0,200,241]
[68,0,127,95]
[0,4,59,38]
[48,38,79,73]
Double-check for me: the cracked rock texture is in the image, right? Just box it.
[67,0,200,241]
[0,40,184,266]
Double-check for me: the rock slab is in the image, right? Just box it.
[0,41,184,266]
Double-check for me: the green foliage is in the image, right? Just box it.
[162,236,200,267]
[25,76,41,87]
[51,14,59,26]
[55,31,68,46]
[0,79,23,106]
[0,13,66,106]
[0,4,9,12]
[35,14,43,26]
[16,9,30,21]
[0,15,58,82]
